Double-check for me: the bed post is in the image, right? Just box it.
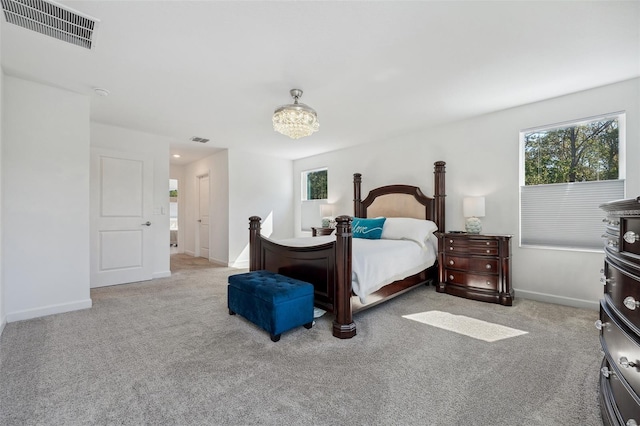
[353,173,363,218]
[333,215,356,339]
[434,161,446,233]
[249,216,262,271]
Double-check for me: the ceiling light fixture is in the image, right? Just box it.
[93,88,109,97]
[272,89,319,139]
[172,154,181,158]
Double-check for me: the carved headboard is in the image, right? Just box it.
[352,161,446,233]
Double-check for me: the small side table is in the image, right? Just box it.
[436,232,513,306]
[311,227,335,237]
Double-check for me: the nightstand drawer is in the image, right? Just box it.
[445,244,499,256]
[444,269,498,291]
[445,255,498,273]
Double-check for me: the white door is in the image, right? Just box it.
[198,174,210,259]
[91,148,154,288]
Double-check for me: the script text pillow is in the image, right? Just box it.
[352,217,386,239]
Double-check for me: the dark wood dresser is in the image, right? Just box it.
[436,233,513,306]
[311,227,334,236]
[598,196,640,426]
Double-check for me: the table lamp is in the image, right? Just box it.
[463,197,485,234]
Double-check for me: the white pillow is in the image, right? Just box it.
[381,217,438,247]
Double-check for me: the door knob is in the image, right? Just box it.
[142,221,151,226]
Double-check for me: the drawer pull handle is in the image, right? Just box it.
[600,366,613,378]
[449,239,453,243]
[449,247,454,251]
[449,275,454,280]
[624,231,639,244]
[595,320,605,330]
[449,260,454,265]
[600,277,615,284]
[486,242,490,245]
[486,249,490,253]
[623,296,640,310]
[486,264,491,270]
[619,356,637,369]
[627,420,638,426]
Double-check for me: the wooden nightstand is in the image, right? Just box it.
[311,227,335,236]
[436,233,513,306]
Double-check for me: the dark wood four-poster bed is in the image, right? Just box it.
[249,161,446,339]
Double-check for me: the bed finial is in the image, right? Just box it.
[249,216,262,271]
[434,161,446,233]
[353,173,362,218]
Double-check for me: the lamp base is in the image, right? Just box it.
[465,217,482,234]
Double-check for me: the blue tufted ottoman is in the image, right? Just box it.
[228,270,314,342]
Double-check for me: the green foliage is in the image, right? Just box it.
[524,119,618,185]
[169,189,178,197]
[307,169,328,200]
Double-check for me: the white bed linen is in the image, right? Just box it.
[268,235,437,304]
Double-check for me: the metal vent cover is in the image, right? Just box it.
[190,137,210,143]
[1,0,99,49]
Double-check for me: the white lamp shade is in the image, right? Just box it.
[320,204,334,217]
[463,197,485,218]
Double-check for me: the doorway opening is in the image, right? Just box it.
[170,179,178,254]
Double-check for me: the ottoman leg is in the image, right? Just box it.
[270,333,281,342]
[229,309,236,315]
[304,322,313,329]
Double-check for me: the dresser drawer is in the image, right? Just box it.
[444,269,498,291]
[600,301,640,393]
[621,218,640,257]
[444,255,498,273]
[600,357,640,425]
[605,260,640,331]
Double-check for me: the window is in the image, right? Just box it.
[301,168,328,231]
[302,168,328,200]
[520,113,625,250]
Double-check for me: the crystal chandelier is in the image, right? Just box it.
[272,89,320,139]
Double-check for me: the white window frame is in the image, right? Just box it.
[301,167,328,231]
[518,112,626,252]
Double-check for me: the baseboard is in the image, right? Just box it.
[6,298,93,323]
[208,257,228,267]
[184,250,195,257]
[515,289,599,310]
[230,259,249,269]
[153,271,171,279]
[0,317,5,337]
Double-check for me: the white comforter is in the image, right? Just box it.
[270,235,437,304]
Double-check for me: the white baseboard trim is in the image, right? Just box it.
[515,289,599,310]
[208,257,228,267]
[6,299,93,323]
[231,259,249,269]
[184,250,195,257]
[153,270,171,279]
[0,317,6,337]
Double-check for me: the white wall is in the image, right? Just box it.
[0,63,4,336]
[181,149,293,268]
[182,150,229,264]
[91,122,171,279]
[228,150,293,267]
[293,78,639,309]
[3,76,91,321]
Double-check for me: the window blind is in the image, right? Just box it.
[520,180,624,250]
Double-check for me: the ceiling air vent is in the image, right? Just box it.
[190,136,210,143]
[1,0,99,49]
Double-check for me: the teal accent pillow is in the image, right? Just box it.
[352,217,386,239]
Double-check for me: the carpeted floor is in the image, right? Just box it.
[0,254,603,425]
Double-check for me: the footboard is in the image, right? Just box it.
[249,215,356,339]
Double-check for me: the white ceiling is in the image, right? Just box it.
[1,1,638,164]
